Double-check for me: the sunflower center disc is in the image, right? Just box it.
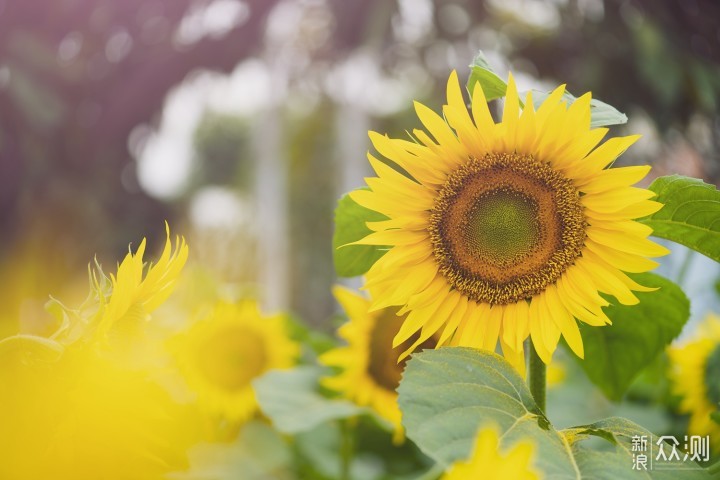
[429,152,586,305]
[464,189,540,266]
[705,344,720,405]
[198,327,267,391]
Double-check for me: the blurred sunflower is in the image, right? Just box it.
[0,225,195,480]
[173,300,299,423]
[0,337,197,480]
[668,313,720,453]
[351,71,668,369]
[320,286,437,443]
[94,222,188,342]
[441,426,539,480]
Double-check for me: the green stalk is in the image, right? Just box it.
[339,419,354,480]
[676,248,695,287]
[527,341,547,413]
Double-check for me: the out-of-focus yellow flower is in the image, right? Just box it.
[94,222,188,342]
[0,225,195,479]
[668,313,720,453]
[441,426,540,480]
[172,300,299,424]
[0,337,196,480]
[320,286,437,443]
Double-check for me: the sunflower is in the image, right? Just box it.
[441,426,540,480]
[668,313,720,453]
[172,300,299,423]
[0,339,196,480]
[94,222,188,341]
[320,286,437,442]
[351,71,668,369]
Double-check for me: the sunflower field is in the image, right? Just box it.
[1,1,720,479]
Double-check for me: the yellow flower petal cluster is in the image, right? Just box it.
[668,313,720,453]
[94,222,188,342]
[172,300,299,423]
[352,71,668,368]
[0,225,194,479]
[320,286,437,443]
[441,426,540,480]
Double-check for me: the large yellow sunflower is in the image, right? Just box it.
[351,71,668,368]
[441,426,540,480]
[668,313,720,453]
[320,286,437,443]
[172,300,299,423]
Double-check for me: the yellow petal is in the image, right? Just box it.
[500,336,526,378]
[515,91,537,155]
[400,292,460,358]
[437,296,469,346]
[545,284,584,358]
[499,72,520,151]
[584,240,660,273]
[444,70,484,154]
[577,165,652,193]
[393,291,447,347]
[368,132,446,186]
[571,134,641,178]
[584,199,664,221]
[470,82,496,139]
[586,227,670,257]
[332,286,370,322]
[528,295,552,363]
[483,305,503,351]
[582,187,656,213]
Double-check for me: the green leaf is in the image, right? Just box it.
[531,90,628,128]
[333,190,388,277]
[566,417,711,479]
[711,411,720,425]
[467,50,507,101]
[253,366,365,434]
[398,348,711,479]
[398,347,577,477]
[639,175,720,263]
[573,273,689,401]
[0,334,64,365]
[174,421,294,480]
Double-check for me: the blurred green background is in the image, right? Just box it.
[1,0,719,338]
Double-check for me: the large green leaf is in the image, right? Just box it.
[171,421,295,480]
[398,348,710,479]
[573,273,689,401]
[566,418,710,479]
[253,366,364,434]
[398,348,573,476]
[333,190,388,277]
[466,50,507,101]
[640,175,720,262]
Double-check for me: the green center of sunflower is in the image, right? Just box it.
[367,309,436,392]
[429,152,586,305]
[464,188,540,266]
[704,344,720,406]
[197,327,267,392]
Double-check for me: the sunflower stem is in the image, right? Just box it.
[340,419,354,480]
[676,248,695,287]
[528,342,547,413]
